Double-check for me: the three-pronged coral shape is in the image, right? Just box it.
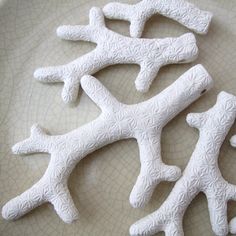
[34,7,199,104]
[130,91,236,236]
[103,0,213,38]
[2,65,212,223]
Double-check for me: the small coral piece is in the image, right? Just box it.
[34,7,199,104]
[103,0,213,38]
[130,91,236,236]
[2,65,212,223]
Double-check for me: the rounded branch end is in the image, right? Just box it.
[2,199,22,221]
[230,135,236,148]
[135,80,150,93]
[56,25,70,39]
[229,217,236,234]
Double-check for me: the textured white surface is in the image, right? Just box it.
[229,137,236,234]
[130,91,236,236]
[1,1,236,236]
[103,0,213,38]
[2,65,213,224]
[34,7,199,104]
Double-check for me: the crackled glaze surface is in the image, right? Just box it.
[34,7,199,104]
[2,65,212,223]
[130,92,236,236]
[103,0,213,38]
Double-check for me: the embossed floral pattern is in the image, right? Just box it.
[34,7,199,104]
[103,0,213,38]
[2,65,212,224]
[130,92,236,236]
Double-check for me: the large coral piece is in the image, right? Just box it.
[2,65,212,223]
[103,0,213,38]
[34,7,199,104]
[130,91,236,236]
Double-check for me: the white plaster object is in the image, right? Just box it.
[229,136,236,235]
[103,0,213,38]
[34,7,199,104]
[2,65,212,223]
[130,91,236,236]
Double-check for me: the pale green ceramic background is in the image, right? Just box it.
[0,0,236,235]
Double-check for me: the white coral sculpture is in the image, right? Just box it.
[130,91,236,236]
[2,65,212,224]
[103,0,213,38]
[34,7,199,104]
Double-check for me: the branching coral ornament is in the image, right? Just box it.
[130,91,236,236]
[34,7,199,104]
[103,0,213,38]
[2,65,212,223]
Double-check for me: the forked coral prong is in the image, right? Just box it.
[130,91,236,236]
[2,65,212,223]
[103,0,213,38]
[34,7,199,104]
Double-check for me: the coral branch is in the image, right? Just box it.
[89,6,105,27]
[34,7,199,104]
[130,91,236,236]
[135,61,161,93]
[103,0,213,38]
[12,124,51,154]
[130,135,181,207]
[56,8,105,42]
[81,75,120,112]
[56,25,95,42]
[2,65,212,223]
[1,180,47,220]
